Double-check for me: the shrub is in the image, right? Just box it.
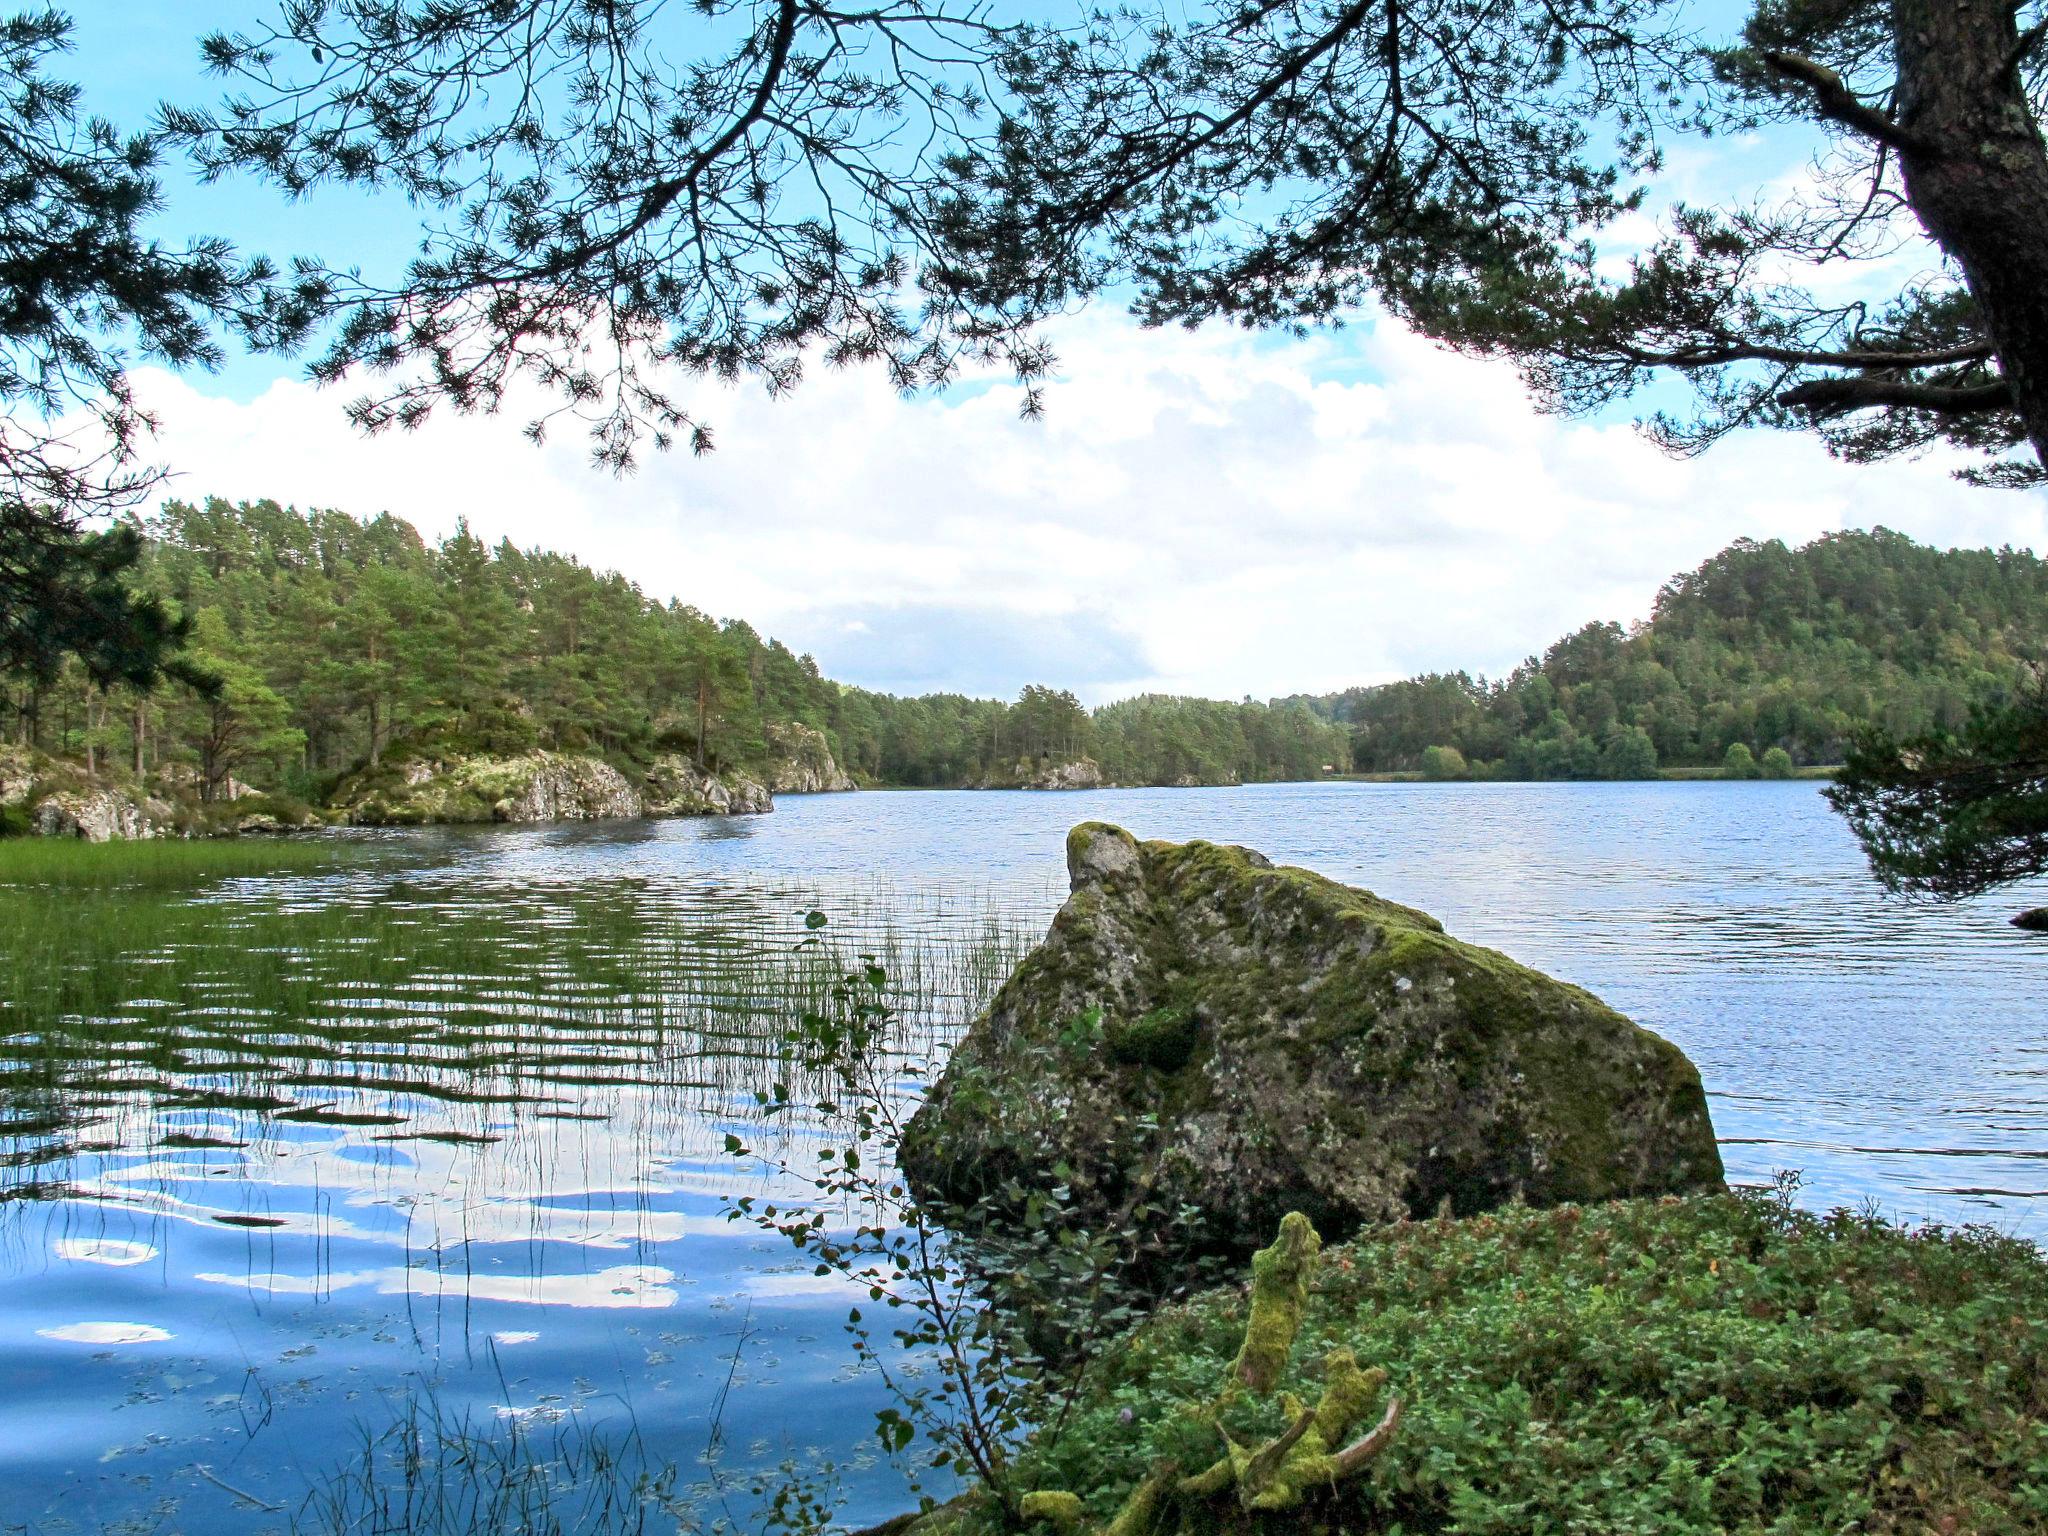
[994,1185,2048,1536]
[1418,745,1468,781]
[1597,726,1659,780]
[1760,746,1795,779]
[1723,742,1761,779]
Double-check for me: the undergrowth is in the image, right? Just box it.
[1002,1177,2048,1535]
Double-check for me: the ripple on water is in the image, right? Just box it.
[35,1322,173,1345]
[0,783,2043,1536]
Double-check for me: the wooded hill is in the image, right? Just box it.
[1300,529,2048,779]
[5,498,1346,801]
[6,507,2039,801]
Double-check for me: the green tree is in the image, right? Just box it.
[1418,745,1468,781]
[174,608,303,799]
[1,510,192,745]
[0,12,317,703]
[169,1,2048,485]
[1760,746,1796,779]
[1724,742,1762,779]
[1827,701,2048,896]
[1598,727,1660,781]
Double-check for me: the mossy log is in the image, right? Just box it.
[1020,1213,1400,1534]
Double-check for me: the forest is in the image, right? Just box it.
[4,504,2041,800]
[1305,530,2048,780]
[2,498,1347,800]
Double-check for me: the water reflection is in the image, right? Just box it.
[0,783,2043,1534]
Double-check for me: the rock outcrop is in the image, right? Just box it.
[902,823,1723,1253]
[1026,757,1107,790]
[976,756,1110,790]
[2014,907,2048,933]
[343,751,644,825]
[643,755,773,816]
[764,722,856,793]
[0,748,173,841]
[31,787,172,842]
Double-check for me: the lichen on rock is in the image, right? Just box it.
[31,786,171,841]
[642,755,773,815]
[902,823,1723,1254]
[764,722,856,793]
[340,751,644,825]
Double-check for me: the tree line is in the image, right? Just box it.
[1300,530,2048,782]
[3,498,1350,800]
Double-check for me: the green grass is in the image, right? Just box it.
[0,833,357,889]
[1004,1185,2048,1535]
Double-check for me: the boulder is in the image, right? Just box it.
[643,756,773,816]
[31,788,170,842]
[902,823,1723,1254]
[0,747,35,807]
[1026,757,1108,790]
[2013,907,2048,933]
[344,751,643,825]
[765,722,857,793]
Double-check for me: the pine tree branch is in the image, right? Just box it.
[1761,51,1931,154]
[1778,375,2016,416]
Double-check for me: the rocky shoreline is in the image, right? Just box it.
[0,726,859,842]
[1,732,1272,842]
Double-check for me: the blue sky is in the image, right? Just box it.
[60,4,2048,701]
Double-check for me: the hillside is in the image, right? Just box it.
[4,510,2040,820]
[1302,529,2048,779]
[1,498,1346,814]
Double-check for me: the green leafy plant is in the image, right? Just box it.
[1015,1211,1400,1536]
[1002,1176,2048,1536]
[722,916,1221,1526]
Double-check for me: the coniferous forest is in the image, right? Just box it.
[4,501,2045,803]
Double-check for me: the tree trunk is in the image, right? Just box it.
[696,674,709,771]
[1894,0,2048,470]
[133,698,145,779]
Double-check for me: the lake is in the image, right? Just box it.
[2,781,2043,1534]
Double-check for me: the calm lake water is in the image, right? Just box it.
[2,781,2044,1534]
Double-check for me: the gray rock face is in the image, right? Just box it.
[32,788,169,842]
[1024,757,1108,790]
[0,748,35,808]
[765,723,856,793]
[493,755,643,822]
[902,822,1724,1254]
[643,756,773,816]
[343,751,643,825]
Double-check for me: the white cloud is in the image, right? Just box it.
[130,310,2046,703]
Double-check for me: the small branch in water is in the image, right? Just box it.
[193,1462,284,1513]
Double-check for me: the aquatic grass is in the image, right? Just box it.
[0,833,363,889]
[292,1385,690,1536]
[0,863,1039,1196]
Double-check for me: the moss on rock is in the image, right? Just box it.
[902,823,1723,1254]
[337,750,646,825]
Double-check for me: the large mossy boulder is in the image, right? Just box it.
[902,823,1722,1251]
